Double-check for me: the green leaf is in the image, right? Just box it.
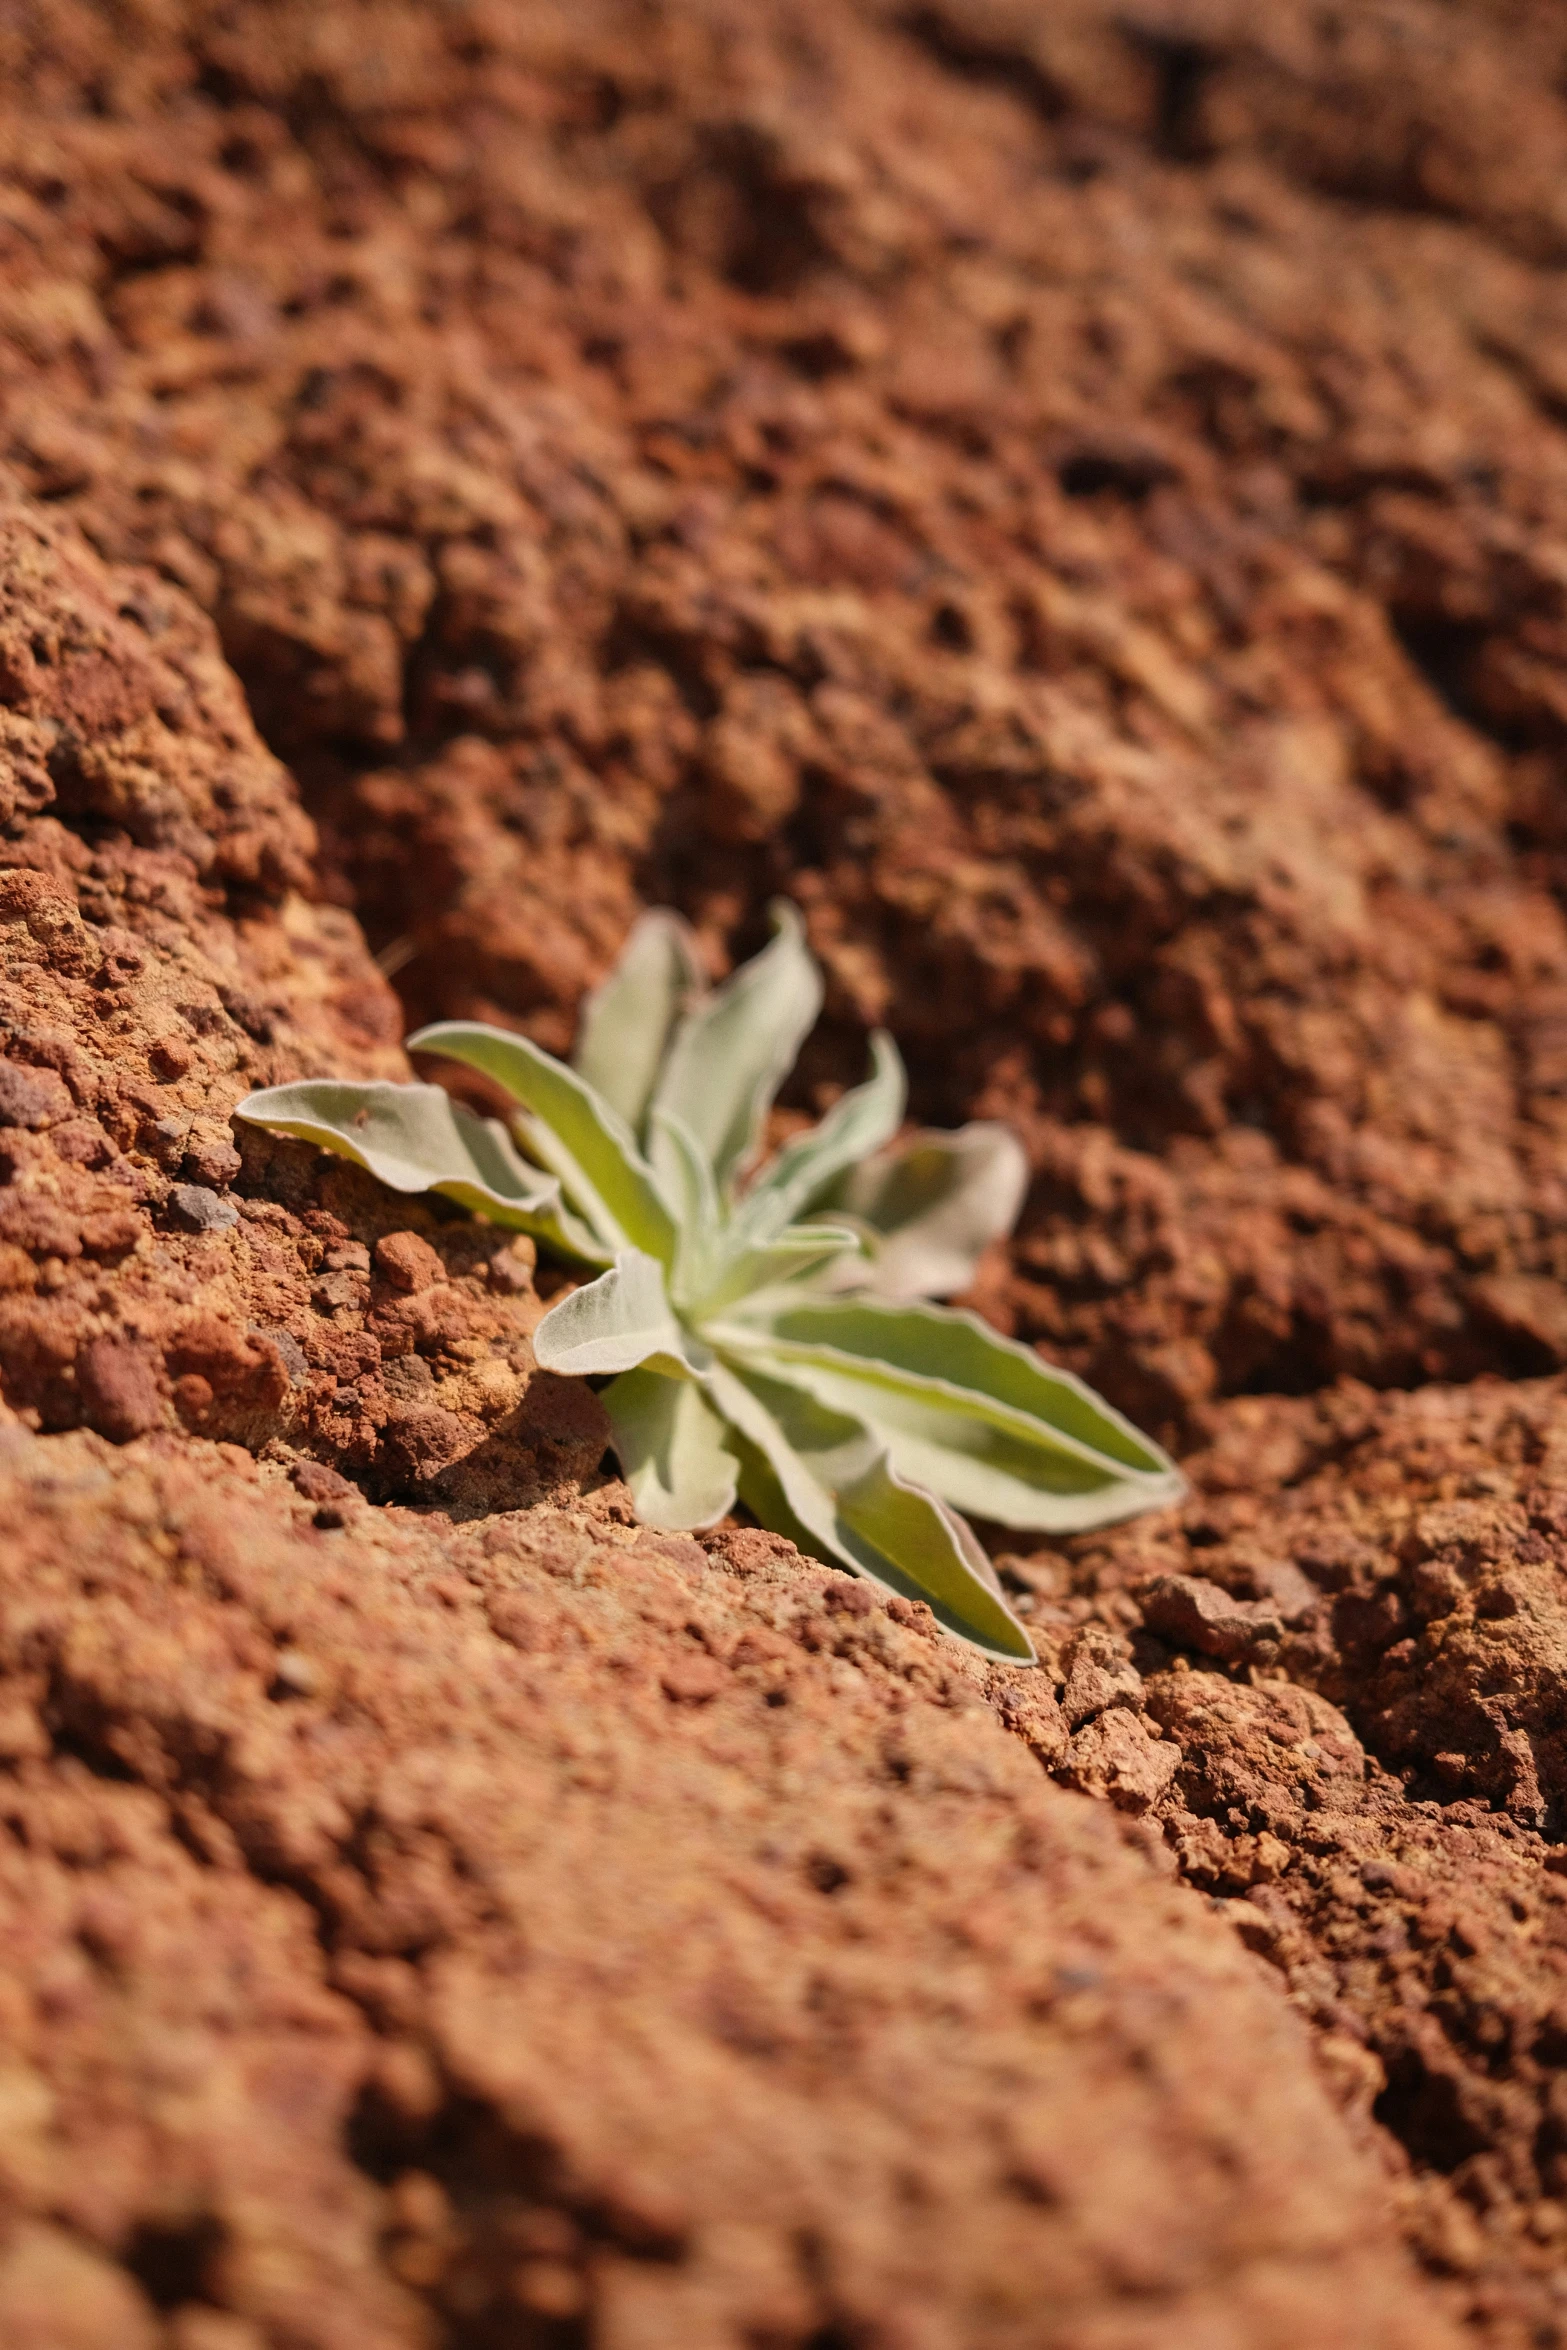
[651,901,822,1193]
[600,1364,738,1530]
[451,1111,615,1264]
[647,1105,722,1303]
[711,1294,1182,1531]
[573,911,703,1134]
[707,1360,1036,1662]
[816,1121,1028,1300]
[532,1248,707,1379]
[407,1020,676,1262]
[232,1080,610,1262]
[687,1224,863,1319]
[725,1031,906,1250]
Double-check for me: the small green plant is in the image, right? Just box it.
[237,905,1179,1661]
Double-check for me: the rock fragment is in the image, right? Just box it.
[168,1183,240,1233]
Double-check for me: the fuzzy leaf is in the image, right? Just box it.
[601,1364,738,1530]
[647,1105,722,1302]
[713,1294,1182,1531]
[532,1248,706,1379]
[707,1359,1035,1661]
[408,1020,676,1261]
[688,1224,863,1319]
[574,911,703,1134]
[233,1080,610,1262]
[725,1032,906,1251]
[652,901,822,1192]
[728,1293,1173,1474]
[816,1122,1028,1300]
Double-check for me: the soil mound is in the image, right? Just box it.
[3,1,1567,2343]
[0,1420,1449,2349]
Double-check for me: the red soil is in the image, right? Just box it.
[3,3,1567,2342]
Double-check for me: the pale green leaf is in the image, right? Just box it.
[816,1121,1028,1300]
[711,1294,1182,1530]
[932,1489,1011,1598]
[601,1364,738,1530]
[532,1248,707,1379]
[687,1224,863,1319]
[726,1293,1175,1475]
[707,1360,1035,1662]
[651,901,822,1192]
[574,911,703,1133]
[647,1106,722,1303]
[726,1342,1169,1530]
[726,1031,906,1251]
[449,1108,615,1265]
[408,1020,676,1262]
[232,1080,610,1262]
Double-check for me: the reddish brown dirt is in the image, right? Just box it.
[0,1422,1458,2350]
[4,1,1567,2343]
[15,0,1567,1429]
[0,413,1457,2350]
[0,482,590,1506]
[1009,1378,1567,2345]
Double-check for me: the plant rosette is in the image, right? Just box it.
[236,905,1181,1661]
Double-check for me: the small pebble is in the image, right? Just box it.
[168,1184,240,1233]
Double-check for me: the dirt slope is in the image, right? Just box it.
[3,1,1567,2343]
[0,495,1452,2348]
[14,0,1567,1429]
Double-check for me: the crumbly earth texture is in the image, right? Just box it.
[2,0,1567,2343]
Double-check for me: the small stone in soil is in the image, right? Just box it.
[168,1184,240,1233]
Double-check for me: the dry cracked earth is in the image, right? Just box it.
[4,1,1567,2343]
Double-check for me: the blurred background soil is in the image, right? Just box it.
[4,1,1567,2343]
